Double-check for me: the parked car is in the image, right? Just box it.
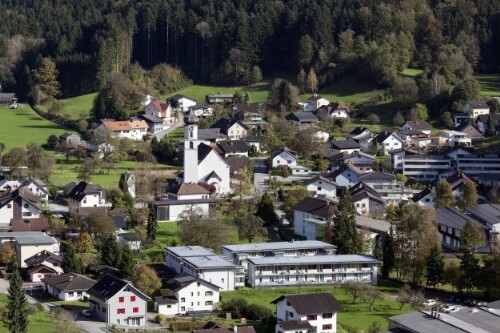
[27,285,44,293]
[80,309,93,318]
[445,305,461,313]
[423,299,437,307]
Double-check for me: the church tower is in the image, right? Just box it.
[183,112,200,183]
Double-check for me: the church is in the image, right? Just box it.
[183,113,231,194]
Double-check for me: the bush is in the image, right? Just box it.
[220,298,248,318]
[243,303,273,320]
[155,314,166,325]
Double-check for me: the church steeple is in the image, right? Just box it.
[184,112,200,184]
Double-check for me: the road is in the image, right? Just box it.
[252,158,270,199]
[153,113,184,140]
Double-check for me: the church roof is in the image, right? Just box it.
[175,183,210,195]
[187,112,199,124]
[198,143,214,163]
[205,171,222,182]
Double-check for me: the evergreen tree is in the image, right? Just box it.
[435,181,454,208]
[460,179,478,210]
[332,189,359,254]
[382,226,395,278]
[146,206,158,241]
[426,244,444,287]
[256,192,277,225]
[100,234,122,268]
[61,244,83,274]
[485,115,496,137]
[7,261,28,333]
[119,245,135,278]
[459,221,484,294]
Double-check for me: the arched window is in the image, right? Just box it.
[189,142,194,149]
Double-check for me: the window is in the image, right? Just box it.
[181,307,185,311]
[323,313,333,318]
[130,296,136,302]
[221,278,224,283]
[23,203,29,208]
[197,282,201,287]
[119,297,124,303]
[205,291,213,296]
[322,324,332,330]
[181,298,185,303]
[205,301,213,306]
[22,212,32,217]
[318,187,322,191]
[101,307,106,313]
[167,305,171,308]
[117,308,125,314]
[7,204,11,208]
[191,292,194,296]
[307,315,317,320]
[288,312,294,318]
[133,307,139,313]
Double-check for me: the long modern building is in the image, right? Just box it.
[246,254,378,287]
[164,246,243,291]
[221,240,337,272]
[456,154,500,175]
[402,155,452,181]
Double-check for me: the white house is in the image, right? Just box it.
[98,119,149,140]
[349,182,385,217]
[271,147,298,169]
[164,246,242,291]
[464,100,490,119]
[411,188,435,208]
[330,139,360,156]
[67,181,111,217]
[210,118,249,140]
[273,293,343,333]
[118,232,142,251]
[145,99,177,124]
[329,151,375,173]
[315,102,351,119]
[154,273,220,316]
[0,186,49,232]
[59,132,84,148]
[189,104,214,117]
[42,273,96,301]
[439,130,472,147]
[87,274,150,327]
[184,114,231,194]
[328,164,365,188]
[401,120,432,135]
[375,131,403,155]
[293,196,335,240]
[306,176,337,199]
[20,178,49,203]
[170,94,197,112]
[299,95,330,112]
[24,250,63,282]
[0,232,60,268]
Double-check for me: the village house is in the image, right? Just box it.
[285,112,319,129]
[306,176,338,199]
[464,100,490,119]
[59,132,84,148]
[327,163,365,188]
[274,293,343,333]
[145,99,176,124]
[183,114,231,194]
[164,246,242,291]
[477,114,500,135]
[140,114,165,133]
[299,94,330,112]
[20,178,49,202]
[293,196,335,240]
[375,131,403,155]
[170,94,197,112]
[206,94,234,104]
[455,122,483,144]
[43,273,96,301]
[117,232,142,251]
[411,188,435,208]
[67,181,111,217]
[401,120,432,135]
[0,92,17,107]
[349,182,385,217]
[0,232,59,268]
[154,273,220,316]
[97,119,149,141]
[87,274,150,327]
[210,118,249,140]
[329,151,375,173]
[151,183,216,222]
[438,130,472,147]
[24,250,63,282]
[359,172,412,205]
[0,186,48,232]
[270,147,298,169]
[189,104,214,118]
[329,139,360,156]
[355,216,391,256]
[217,140,249,157]
[315,102,351,119]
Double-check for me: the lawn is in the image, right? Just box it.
[0,105,69,151]
[59,93,97,120]
[164,83,271,103]
[0,294,54,333]
[49,154,176,189]
[300,75,382,105]
[221,282,409,332]
[474,73,500,96]
[400,68,423,77]
[49,299,89,310]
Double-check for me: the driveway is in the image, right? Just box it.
[48,201,69,215]
[252,158,270,198]
[153,114,184,140]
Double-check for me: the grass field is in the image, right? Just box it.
[163,83,271,103]
[59,93,97,120]
[400,68,423,77]
[474,73,500,96]
[0,105,69,151]
[300,75,381,105]
[0,294,54,333]
[221,281,410,332]
[49,154,176,189]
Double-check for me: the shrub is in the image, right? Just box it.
[155,314,166,325]
[220,298,248,318]
[243,303,273,320]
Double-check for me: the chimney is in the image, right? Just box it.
[233,326,238,333]
[69,275,74,281]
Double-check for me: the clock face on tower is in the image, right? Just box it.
[188,126,194,132]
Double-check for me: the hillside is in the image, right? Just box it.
[0,105,69,151]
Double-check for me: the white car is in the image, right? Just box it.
[423,299,437,307]
[446,306,461,313]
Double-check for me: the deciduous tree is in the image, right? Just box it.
[132,265,161,296]
[179,207,229,249]
[76,232,93,253]
[460,180,478,210]
[32,56,60,97]
[237,213,267,243]
[435,181,454,208]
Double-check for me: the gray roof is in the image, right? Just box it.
[285,112,318,122]
[466,204,500,227]
[448,307,500,332]
[247,254,377,265]
[151,198,215,206]
[436,208,485,230]
[359,171,396,182]
[0,93,16,102]
[165,246,214,257]
[198,128,226,140]
[355,216,391,233]
[278,320,313,331]
[389,311,466,333]
[0,232,57,245]
[403,120,432,131]
[182,255,236,269]
[330,139,360,150]
[42,273,96,292]
[221,240,336,253]
[272,293,343,314]
[140,114,164,123]
[467,100,489,109]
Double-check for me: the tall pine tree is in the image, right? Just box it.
[7,261,28,333]
[426,244,444,288]
[256,192,277,225]
[100,234,122,268]
[147,206,158,241]
[332,189,359,254]
[119,245,135,278]
[382,226,395,278]
[61,244,83,274]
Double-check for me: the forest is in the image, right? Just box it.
[0,0,499,100]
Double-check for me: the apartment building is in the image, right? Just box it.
[402,155,452,181]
